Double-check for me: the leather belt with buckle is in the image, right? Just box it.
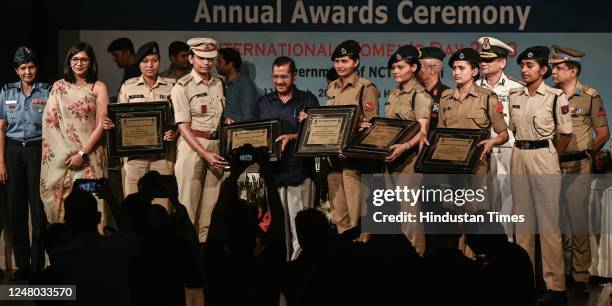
[191,129,218,140]
[559,151,590,163]
[514,140,549,150]
[6,138,41,147]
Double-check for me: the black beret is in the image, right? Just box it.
[14,46,36,64]
[388,45,420,68]
[517,46,551,79]
[135,41,160,64]
[331,40,360,61]
[448,48,480,67]
[517,46,550,64]
[419,46,446,61]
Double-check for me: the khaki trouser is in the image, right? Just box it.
[327,159,361,233]
[386,153,426,255]
[123,156,174,210]
[175,136,224,243]
[560,157,592,282]
[511,144,565,291]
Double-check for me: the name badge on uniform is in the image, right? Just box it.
[197,93,208,97]
[6,100,17,110]
[159,94,168,100]
[443,106,452,111]
[512,105,520,109]
[327,96,335,100]
[129,94,145,100]
[201,105,207,113]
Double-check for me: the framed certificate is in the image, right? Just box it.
[220,119,281,161]
[414,128,490,173]
[343,117,421,159]
[294,105,359,156]
[107,102,171,158]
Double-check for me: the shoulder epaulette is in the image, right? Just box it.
[38,82,52,90]
[413,82,426,94]
[177,74,193,86]
[546,86,563,96]
[159,76,176,85]
[507,75,525,86]
[583,85,599,97]
[478,86,496,97]
[441,88,454,98]
[2,82,18,91]
[123,77,139,85]
[357,77,377,89]
[509,87,523,95]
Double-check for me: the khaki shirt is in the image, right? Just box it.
[326,74,379,120]
[437,84,507,134]
[563,82,609,152]
[508,82,572,141]
[171,70,225,131]
[117,75,175,103]
[385,78,432,121]
[478,73,524,147]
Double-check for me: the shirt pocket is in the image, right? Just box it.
[467,108,490,129]
[5,100,20,121]
[441,107,458,127]
[532,107,555,136]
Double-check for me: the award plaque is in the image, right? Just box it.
[414,128,490,173]
[107,102,171,158]
[220,119,281,161]
[343,117,421,159]
[294,105,359,156]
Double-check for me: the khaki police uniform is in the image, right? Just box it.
[326,73,379,233]
[118,75,176,205]
[478,74,524,223]
[509,82,572,292]
[384,77,431,255]
[559,82,608,283]
[172,70,225,242]
[437,84,508,175]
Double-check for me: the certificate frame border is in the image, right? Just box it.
[343,117,421,160]
[107,101,171,158]
[294,105,359,157]
[414,128,490,173]
[220,118,281,161]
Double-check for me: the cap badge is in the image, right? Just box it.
[396,53,402,60]
[459,52,465,59]
[483,38,491,50]
[340,48,347,55]
[527,52,533,58]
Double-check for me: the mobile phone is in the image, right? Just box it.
[73,179,105,193]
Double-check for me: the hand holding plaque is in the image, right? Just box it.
[414,128,490,173]
[343,117,421,160]
[220,119,281,161]
[295,105,358,156]
[107,102,171,158]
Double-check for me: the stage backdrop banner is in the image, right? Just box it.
[70,0,612,128]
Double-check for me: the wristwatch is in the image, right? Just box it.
[78,150,89,160]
